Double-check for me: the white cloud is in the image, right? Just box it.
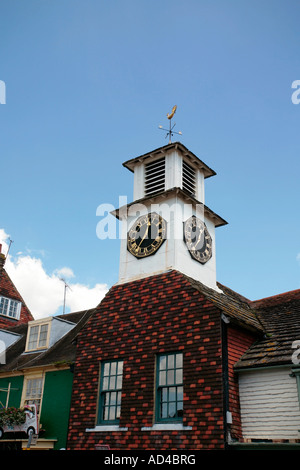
[0,229,108,319]
[53,267,75,280]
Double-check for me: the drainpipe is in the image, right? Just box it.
[221,313,231,449]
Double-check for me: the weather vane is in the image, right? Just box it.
[159,105,182,143]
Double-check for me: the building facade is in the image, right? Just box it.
[0,309,93,449]
[67,142,266,450]
[2,141,300,450]
[0,245,33,329]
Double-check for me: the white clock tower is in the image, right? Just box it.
[112,141,227,291]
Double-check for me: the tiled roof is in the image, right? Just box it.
[184,275,264,334]
[0,309,94,373]
[2,266,297,373]
[122,141,217,178]
[0,268,33,327]
[235,289,300,369]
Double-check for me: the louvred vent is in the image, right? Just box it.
[145,157,165,195]
[182,160,196,196]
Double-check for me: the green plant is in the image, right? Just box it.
[0,406,30,427]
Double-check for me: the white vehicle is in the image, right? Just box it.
[0,404,39,438]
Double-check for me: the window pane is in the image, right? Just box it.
[177,386,183,401]
[109,407,116,421]
[103,363,110,376]
[159,355,166,370]
[159,370,166,386]
[169,387,176,402]
[162,402,168,419]
[169,402,176,418]
[167,354,174,369]
[116,374,122,389]
[109,375,116,390]
[36,378,43,397]
[176,368,183,384]
[110,392,116,405]
[0,298,9,316]
[176,353,183,369]
[110,362,116,376]
[38,324,48,347]
[167,369,174,385]
[117,362,123,375]
[9,300,18,318]
[28,326,39,350]
[102,376,109,390]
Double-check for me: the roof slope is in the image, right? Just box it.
[0,309,94,373]
[235,289,300,369]
[185,275,264,334]
[0,268,33,327]
[90,270,263,335]
[122,141,216,178]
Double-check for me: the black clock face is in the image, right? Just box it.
[183,216,212,264]
[127,212,167,259]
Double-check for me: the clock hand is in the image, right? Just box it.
[138,220,151,248]
[194,228,204,251]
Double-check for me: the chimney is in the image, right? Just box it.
[0,244,6,270]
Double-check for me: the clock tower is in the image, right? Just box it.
[112,141,227,291]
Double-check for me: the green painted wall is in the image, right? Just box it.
[40,369,73,450]
[0,376,24,409]
[0,369,73,450]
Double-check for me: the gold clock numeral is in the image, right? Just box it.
[127,213,167,259]
[183,216,212,265]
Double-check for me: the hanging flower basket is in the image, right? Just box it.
[0,407,30,427]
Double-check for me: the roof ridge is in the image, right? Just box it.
[251,288,300,307]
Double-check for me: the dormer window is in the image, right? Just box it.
[145,157,165,195]
[24,316,75,353]
[26,321,50,352]
[0,296,22,320]
[182,160,196,196]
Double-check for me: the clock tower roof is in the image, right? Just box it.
[123,141,216,179]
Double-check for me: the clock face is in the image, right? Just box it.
[127,212,167,259]
[183,215,212,264]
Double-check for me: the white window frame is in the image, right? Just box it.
[25,320,51,352]
[0,296,22,320]
[21,373,45,415]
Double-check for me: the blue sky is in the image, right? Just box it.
[1,0,300,316]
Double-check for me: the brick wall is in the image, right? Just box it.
[0,269,33,327]
[227,325,257,440]
[0,269,33,328]
[67,270,225,450]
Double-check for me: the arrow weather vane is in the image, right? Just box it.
[159,105,182,143]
